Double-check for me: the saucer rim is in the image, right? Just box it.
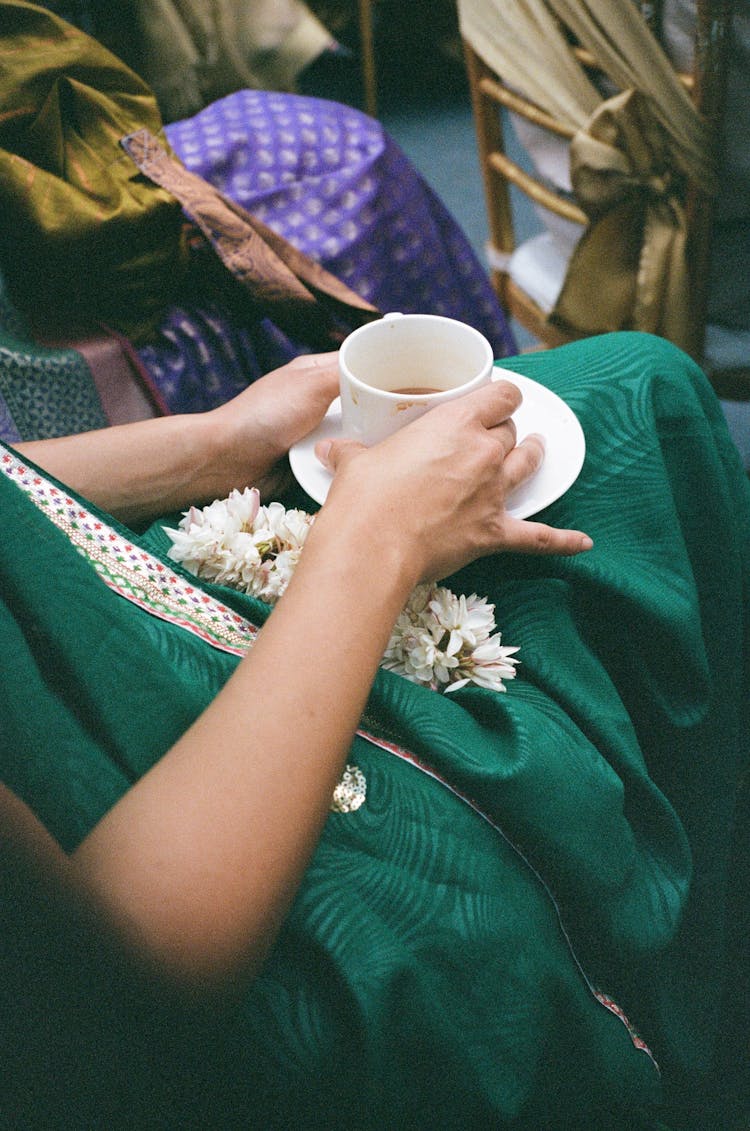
[288,369,586,518]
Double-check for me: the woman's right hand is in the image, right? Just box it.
[315,379,592,584]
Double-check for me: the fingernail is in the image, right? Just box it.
[316,439,333,468]
[580,534,593,551]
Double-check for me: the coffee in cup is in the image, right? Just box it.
[338,312,494,446]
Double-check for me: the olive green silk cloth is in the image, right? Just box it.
[1,334,748,1128]
[0,1,187,341]
[115,0,332,123]
[457,0,719,351]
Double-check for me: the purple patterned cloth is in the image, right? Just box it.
[138,90,516,413]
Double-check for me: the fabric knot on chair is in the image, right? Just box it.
[551,88,709,350]
[570,89,686,214]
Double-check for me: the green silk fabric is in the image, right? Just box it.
[1,333,747,1129]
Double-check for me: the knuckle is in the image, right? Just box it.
[534,524,554,550]
[493,379,523,412]
[486,513,509,545]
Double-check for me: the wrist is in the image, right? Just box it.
[164,410,231,507]
[307,491,422,609]
[199,403,284,501]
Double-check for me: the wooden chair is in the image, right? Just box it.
[463,1,750,402]
[357,0,378,117]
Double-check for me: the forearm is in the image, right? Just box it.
[72,500,418,983]
[15,413,231,524]
[14,353,340,524]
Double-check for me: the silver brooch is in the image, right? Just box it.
[330,764,367,813]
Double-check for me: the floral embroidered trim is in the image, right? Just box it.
[0,450,256,656]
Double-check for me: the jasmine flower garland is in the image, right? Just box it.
[164,488,519,694]
[382,583,519,693]
[163,488,312,604]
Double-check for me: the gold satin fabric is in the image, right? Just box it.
[0,1,187,341]
[128,0,332,122]
[458,0,717,350]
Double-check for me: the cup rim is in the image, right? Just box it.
[339,312,494,397]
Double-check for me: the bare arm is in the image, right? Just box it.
[73,500,416,982]
[0,505,416,988]
[15,353,341,523]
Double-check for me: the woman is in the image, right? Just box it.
[1,333,748,1129]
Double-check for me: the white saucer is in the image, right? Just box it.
[289,369,586,518]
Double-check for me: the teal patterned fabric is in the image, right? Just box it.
[0,332,747,1129]
[0,273,108,442]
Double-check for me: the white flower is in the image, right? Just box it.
[383,583,519,694]
[427,589,496,652]
[444,636,520,694]
[164,497,519,695]
[163,487,314,601]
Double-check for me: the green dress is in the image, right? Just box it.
[0,333,747,1129]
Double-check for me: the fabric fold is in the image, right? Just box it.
[121,127,381,347]
[552,89,691,345]
[458,0,719,349]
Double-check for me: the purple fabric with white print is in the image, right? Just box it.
[137,90,515,413]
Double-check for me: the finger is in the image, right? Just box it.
[314,436,366,471]
[434,380,522,432]
[488,417,518,458]
[306,351,340,366]
[500,515,593,557]
[502,432,546,493]
[282,353,340,405]
[452,378,522,428]
[286,351,340,370]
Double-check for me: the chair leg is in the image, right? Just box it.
[358,0,377,116]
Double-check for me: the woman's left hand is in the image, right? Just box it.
[16,352,340,523]
[207,352,339,497]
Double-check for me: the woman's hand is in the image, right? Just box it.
[206,352,340,498]
[315,379,592,584]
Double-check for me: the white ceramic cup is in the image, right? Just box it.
[338,312,495,446]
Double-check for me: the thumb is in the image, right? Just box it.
[315,436,367,471]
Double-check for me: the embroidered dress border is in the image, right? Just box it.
[2,445,659,1072]
[0,449,256,656]
[356,719,660,1072]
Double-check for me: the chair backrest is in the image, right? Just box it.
[461,0,748,399]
